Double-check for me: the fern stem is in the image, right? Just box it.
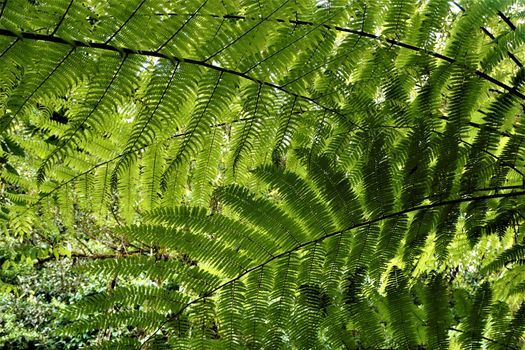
[498,11,516,31]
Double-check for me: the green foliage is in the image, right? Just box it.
[0,258,105,349]
[1,0,525,349]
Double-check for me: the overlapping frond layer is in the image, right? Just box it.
[1,0,525,348]
[62,159,525,348]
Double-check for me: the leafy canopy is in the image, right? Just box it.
[1,0,525,348]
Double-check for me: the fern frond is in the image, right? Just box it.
[272,94,299,166]
[347,223,381,272]
[230,83,271,174]
[252,165,337,238]
[371,215,408,278]
[490,303,525,350]
[191,127,223,207]
[139,143,165,211]
[125,224,252,277]
[161,71,239,190]
[217,280,245,348]
[61,310,165,336]
[144,205,279,261]
[2,0,525,347]
[482,244,525,274]
[343,267,385,348]
[39,54,144,180]
[292,243,327,349]
[385,267,419,348]
[243,266,273,349]
[296,149,362,229]
[62,286,189,320]
[82,256,222,294]
[263,252,300,349]
[382,0,417,40]
[458,282,493,349]
[215,184,306,249]
[361,131,395,217]
[87,337,141,350]
[424,273,451,350]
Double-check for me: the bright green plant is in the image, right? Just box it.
[1,0,525,348]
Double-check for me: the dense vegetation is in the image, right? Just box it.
[1,0,525,348]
